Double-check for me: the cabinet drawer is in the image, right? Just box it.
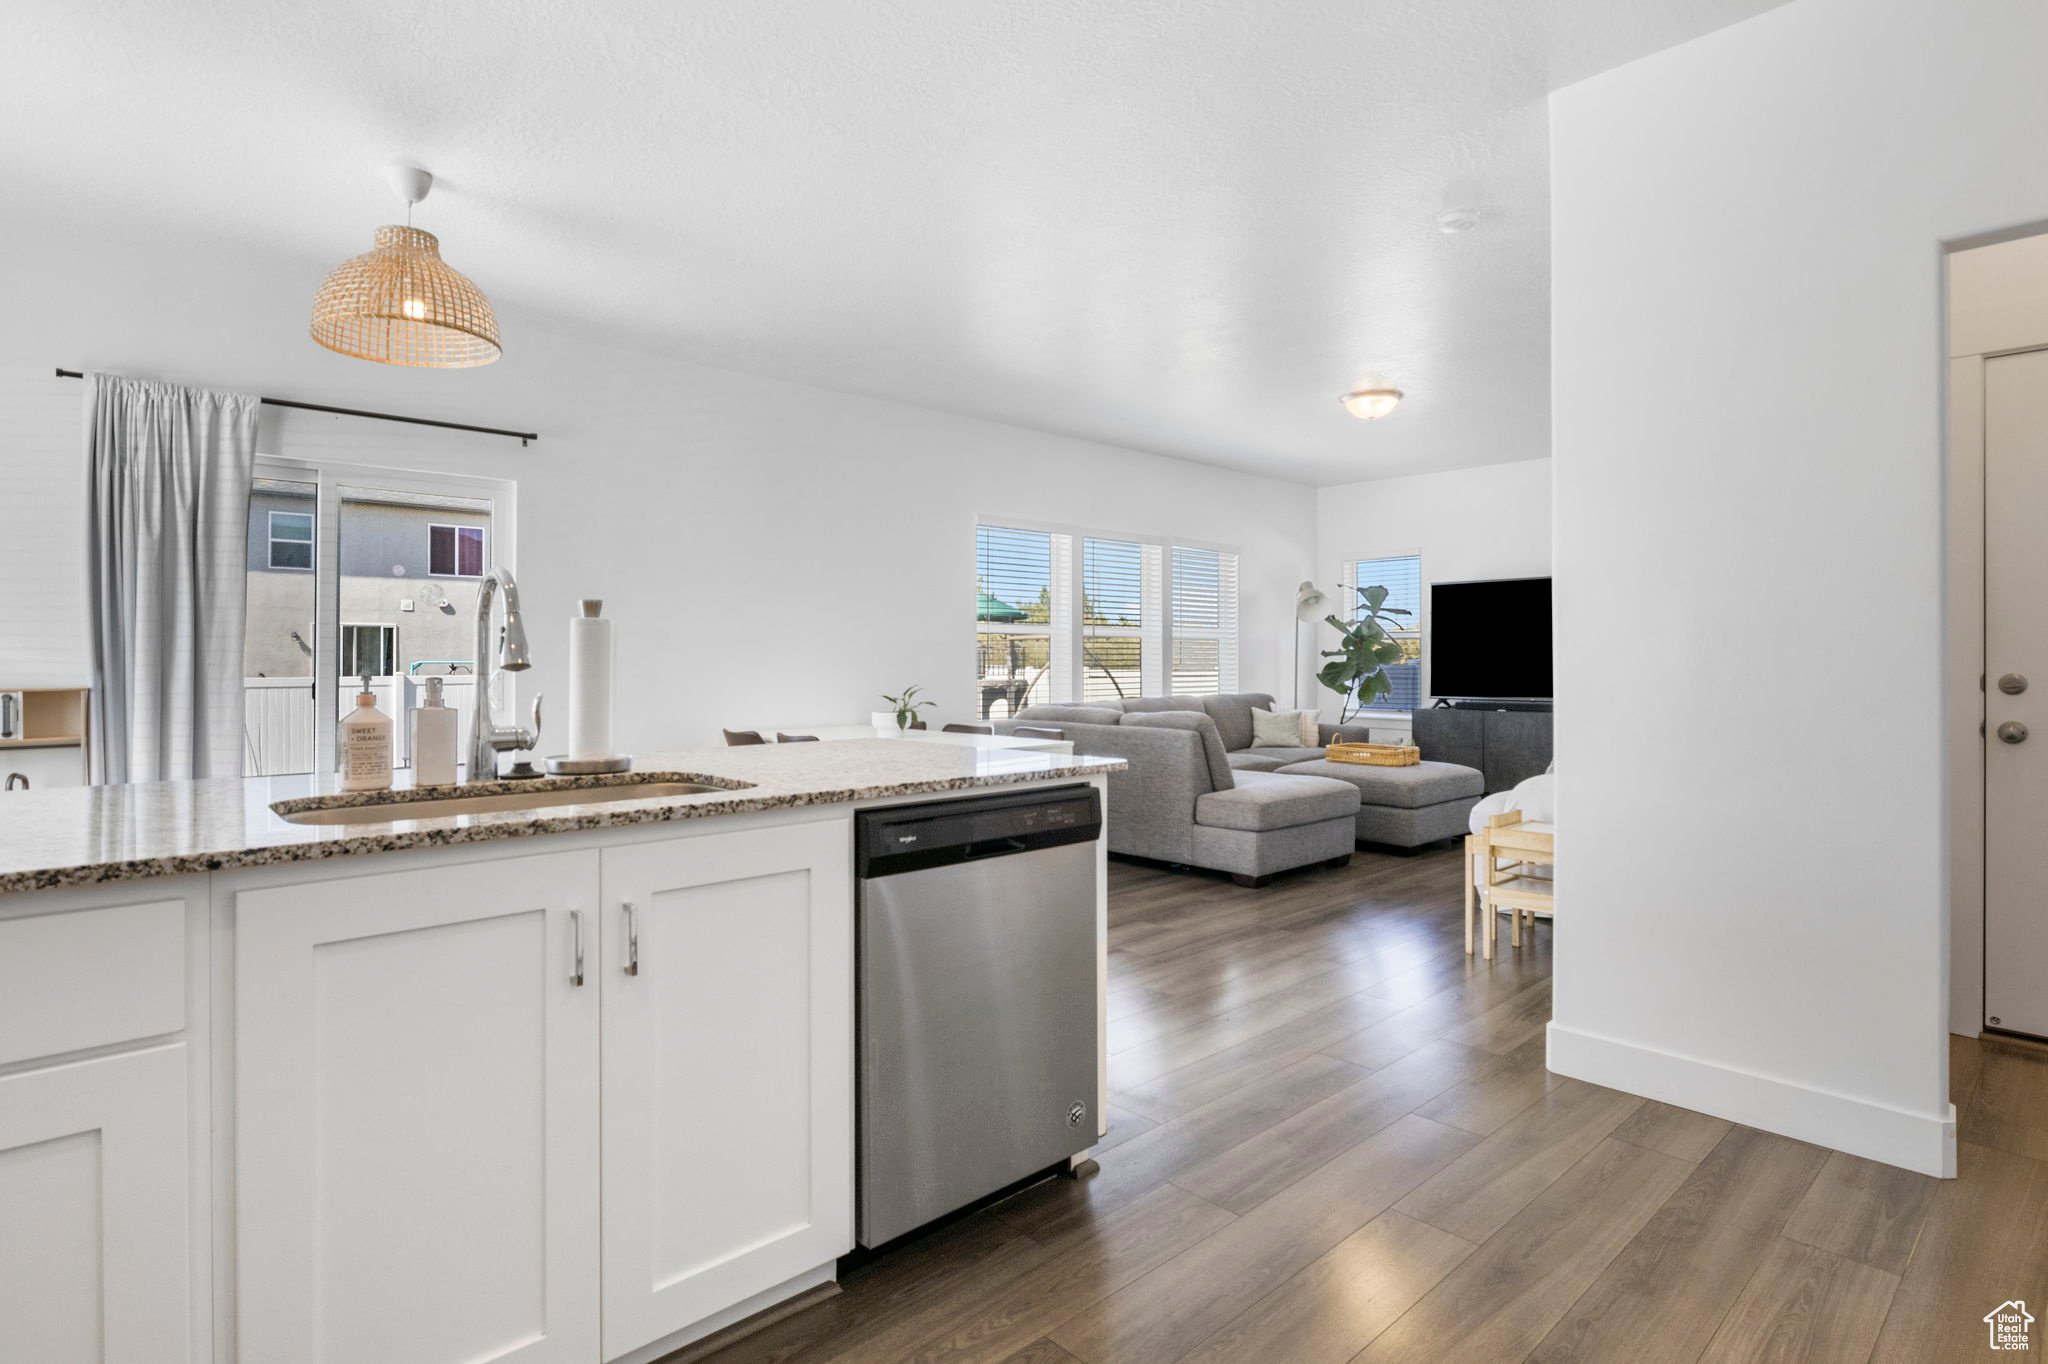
[0,898,186,1066]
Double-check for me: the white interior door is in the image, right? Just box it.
[598,819,854,1358]
[1984,347,2048,1036]
[233,850,600,1364]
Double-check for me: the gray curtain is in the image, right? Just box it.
[85,374,259,783]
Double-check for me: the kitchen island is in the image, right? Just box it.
[0,741,1123,1364]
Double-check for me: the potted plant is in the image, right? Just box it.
[875,685,936,735]
[1316,584,1412,722]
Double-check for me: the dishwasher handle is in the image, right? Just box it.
[961,835,1030,861]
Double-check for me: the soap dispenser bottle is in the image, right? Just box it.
[411,676,458,787]
[338,672,394,792]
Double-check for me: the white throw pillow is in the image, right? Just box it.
[1251,707,1316,748]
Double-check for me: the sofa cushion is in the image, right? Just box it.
[1273,758,1484,809]
[1196,771,1361,832]
[1119,696,1201,715]
[1121,712,1234,791]
[1242,745,1325,767]
[1250,707,1318,748]
[1225,750,1290,772]
[1012,704,1125,726]
[1200,693,1276,751]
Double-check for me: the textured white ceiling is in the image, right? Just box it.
[2,0,1787,485]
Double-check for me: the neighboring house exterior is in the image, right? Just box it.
[244,485,491,680]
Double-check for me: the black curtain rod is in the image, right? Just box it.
[54,369,537,446]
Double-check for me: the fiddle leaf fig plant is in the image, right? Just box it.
[880,684,936,731]
[1317,584,1412,722]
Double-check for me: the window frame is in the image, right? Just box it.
[1167,543,1240,697]
[977,515,1239,713]
[339,622,400,679]
[266,509,315,571]
[427,522,487,579]
[1339,550,1424,715]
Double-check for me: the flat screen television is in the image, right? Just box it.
[1429,577,1552,702]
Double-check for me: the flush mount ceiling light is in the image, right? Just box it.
[310,165,501,368]
[1340,389,1403,420]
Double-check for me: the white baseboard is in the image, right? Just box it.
[1547,1022,1956,1178]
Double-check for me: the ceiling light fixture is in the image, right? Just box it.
[1437,207,1481,234]
[1340,389,1403,420]
[310,165,502,368]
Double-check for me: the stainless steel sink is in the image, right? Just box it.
[275,780,730,826]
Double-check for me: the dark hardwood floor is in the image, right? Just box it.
[693,846,2048,1364]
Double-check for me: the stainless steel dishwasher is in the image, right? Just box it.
[855,785,1102,1248]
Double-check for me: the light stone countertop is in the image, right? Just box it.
[0,741,1126,896]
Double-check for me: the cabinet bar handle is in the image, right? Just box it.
[624,901,640,976]
[570,909,586,987]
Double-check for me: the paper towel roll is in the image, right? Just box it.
[568,600,613,760]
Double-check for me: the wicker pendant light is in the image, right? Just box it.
[310,166,501,368]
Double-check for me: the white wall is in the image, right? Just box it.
[1307,459,1552,720]
[0,216,1315,749]
[1548,0,2048,1176]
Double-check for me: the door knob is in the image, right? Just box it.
[2001,673,2029,695]
[1998,721,2029,744]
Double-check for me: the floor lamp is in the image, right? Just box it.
[1293,581,1329,709]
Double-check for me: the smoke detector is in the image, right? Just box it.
[1437,207,1481,234]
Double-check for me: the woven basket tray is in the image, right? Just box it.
[1325,742,1420,767]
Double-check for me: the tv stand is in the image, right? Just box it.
[1433,699,1553,713]
[1413,706,1553,792]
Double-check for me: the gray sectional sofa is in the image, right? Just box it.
[994,692,1485,884]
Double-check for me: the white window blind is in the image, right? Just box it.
[975,524,1070,717]
[1342,554,1423,711]
[977,522,1238,713]
[1080,536,1156,704]
[1170,545,1239,694]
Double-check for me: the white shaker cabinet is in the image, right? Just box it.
[233,848,603,1364]
[597,818,854,1359]
[228,815,856,1364]
[0,1045,190,1364]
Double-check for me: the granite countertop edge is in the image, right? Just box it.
[1,752,1127,897]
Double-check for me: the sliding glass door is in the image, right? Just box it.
[241,458,515,778]
[242,478,320,774]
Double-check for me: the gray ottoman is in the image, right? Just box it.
[1273,758,1484,850]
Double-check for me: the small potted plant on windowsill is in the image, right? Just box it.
[874,685,936,735]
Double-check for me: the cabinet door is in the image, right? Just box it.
[234,850,600,1364]
[599,818,853,1356]
[0,1045,189,1364]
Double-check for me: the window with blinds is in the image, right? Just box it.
[1169,545,1238,694]
[976,522,1237,716]
[1342,553,1423,711]
[976,524,1068,718]
[1080,537,1159,704]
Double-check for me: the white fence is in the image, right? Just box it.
[244,675,479,777]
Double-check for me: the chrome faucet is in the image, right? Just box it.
[469,566,543,781]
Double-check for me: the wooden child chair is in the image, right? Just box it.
[1464,809,1555,959]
